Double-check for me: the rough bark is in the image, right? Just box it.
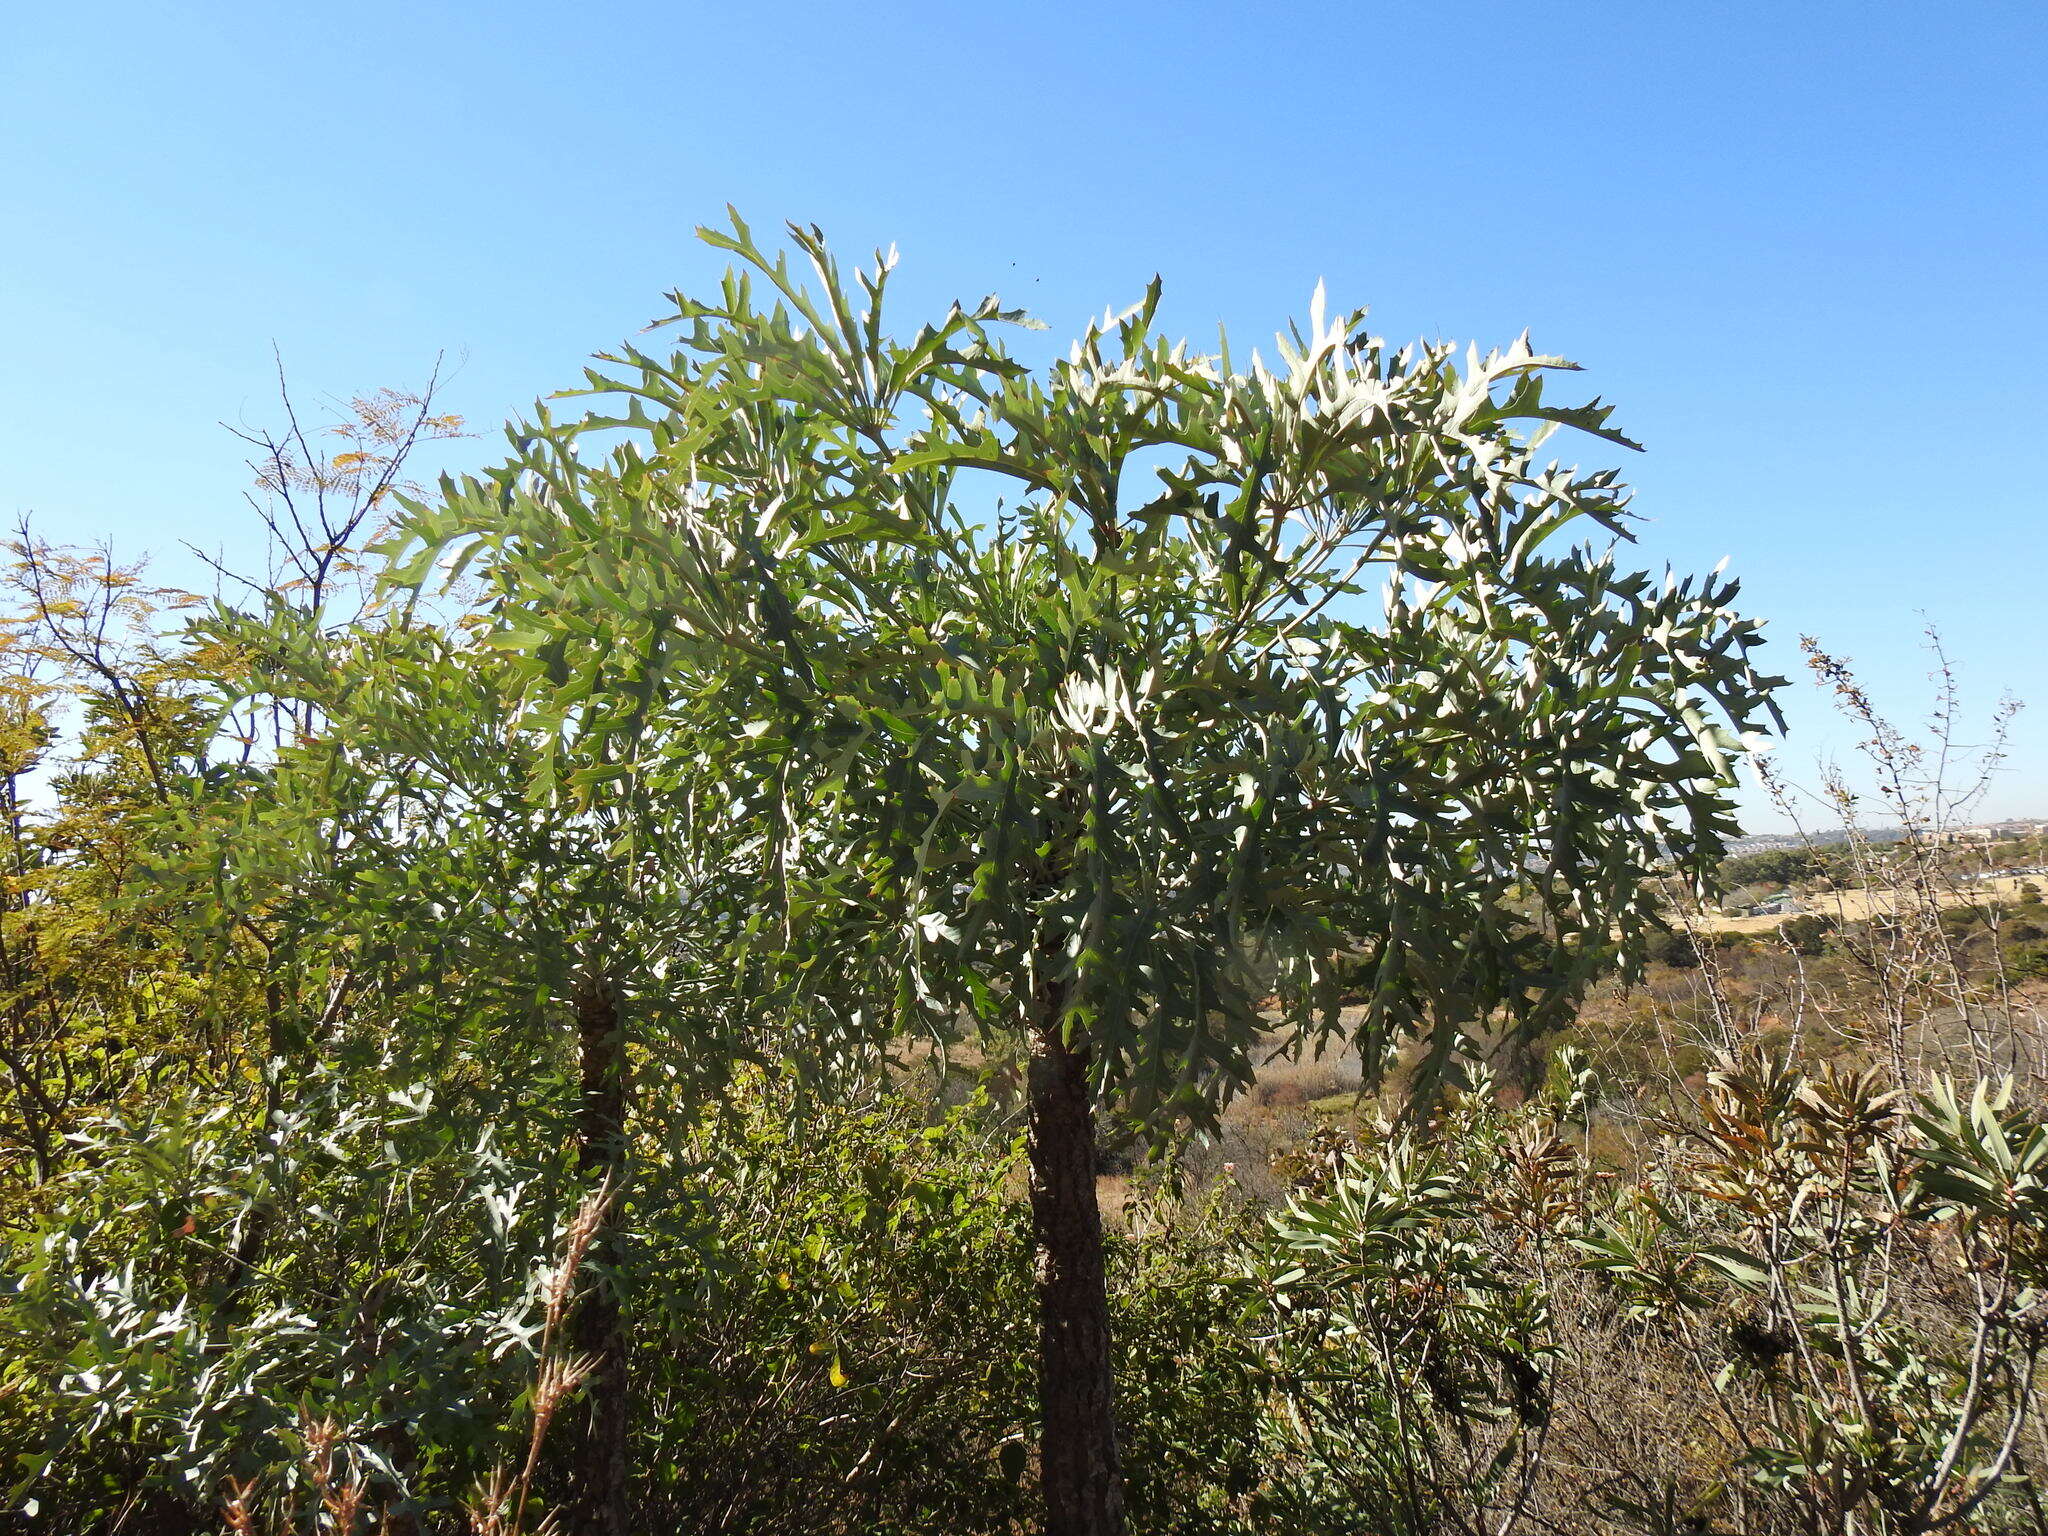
[566,973,631,1536]
[1491,1024,1551,1105]
[1025,997,1126,1536]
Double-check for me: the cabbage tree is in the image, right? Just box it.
[394,216,1781,1535]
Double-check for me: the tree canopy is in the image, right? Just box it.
[396,214,1780,1115]
[384,214,1784,1533]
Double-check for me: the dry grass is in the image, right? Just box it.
[1688,873,2040,934]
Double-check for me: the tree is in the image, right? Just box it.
[393,215,1781,1535]
[1720,847,1838,890]
[0,373,733,1531]
[0,380,464,1224]
[1780,912,1835,955]
[206,580,762,1535]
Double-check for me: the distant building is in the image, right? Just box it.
[1748,892,1804,917]
[1937,820,2046,845]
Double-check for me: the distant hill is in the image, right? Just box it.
[1726,818,2044,855]
[1726,826,1907,854]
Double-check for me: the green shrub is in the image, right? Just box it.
[1251,1115,1559,1534]
[1780,913,1836,955]
[0,1063,571,1531]
[1653,930,1701,968]
[1719,847,1845,891]
[0,1067,1278,1534]
[1939,902,2004,938]
[2005,940,2048,981]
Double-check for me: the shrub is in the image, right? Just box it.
[2005,940,2048,981]
[0,1066,571,1531]
[1779,913,1835,955]
[1719,847,1844,890]
[1653,930,1701,968]
[0,1067,1280,1535]
[1250,1104,1562,1534]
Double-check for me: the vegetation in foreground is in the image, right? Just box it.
[1,221,2043,1535]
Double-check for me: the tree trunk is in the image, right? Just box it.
[1025,1001,1125,1536]
[566,973,631,1536]
[1491,1023,1550,1106]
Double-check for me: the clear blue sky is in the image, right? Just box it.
[4,1,2043,828]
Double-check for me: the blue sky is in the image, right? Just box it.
[3,1,2043,828]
